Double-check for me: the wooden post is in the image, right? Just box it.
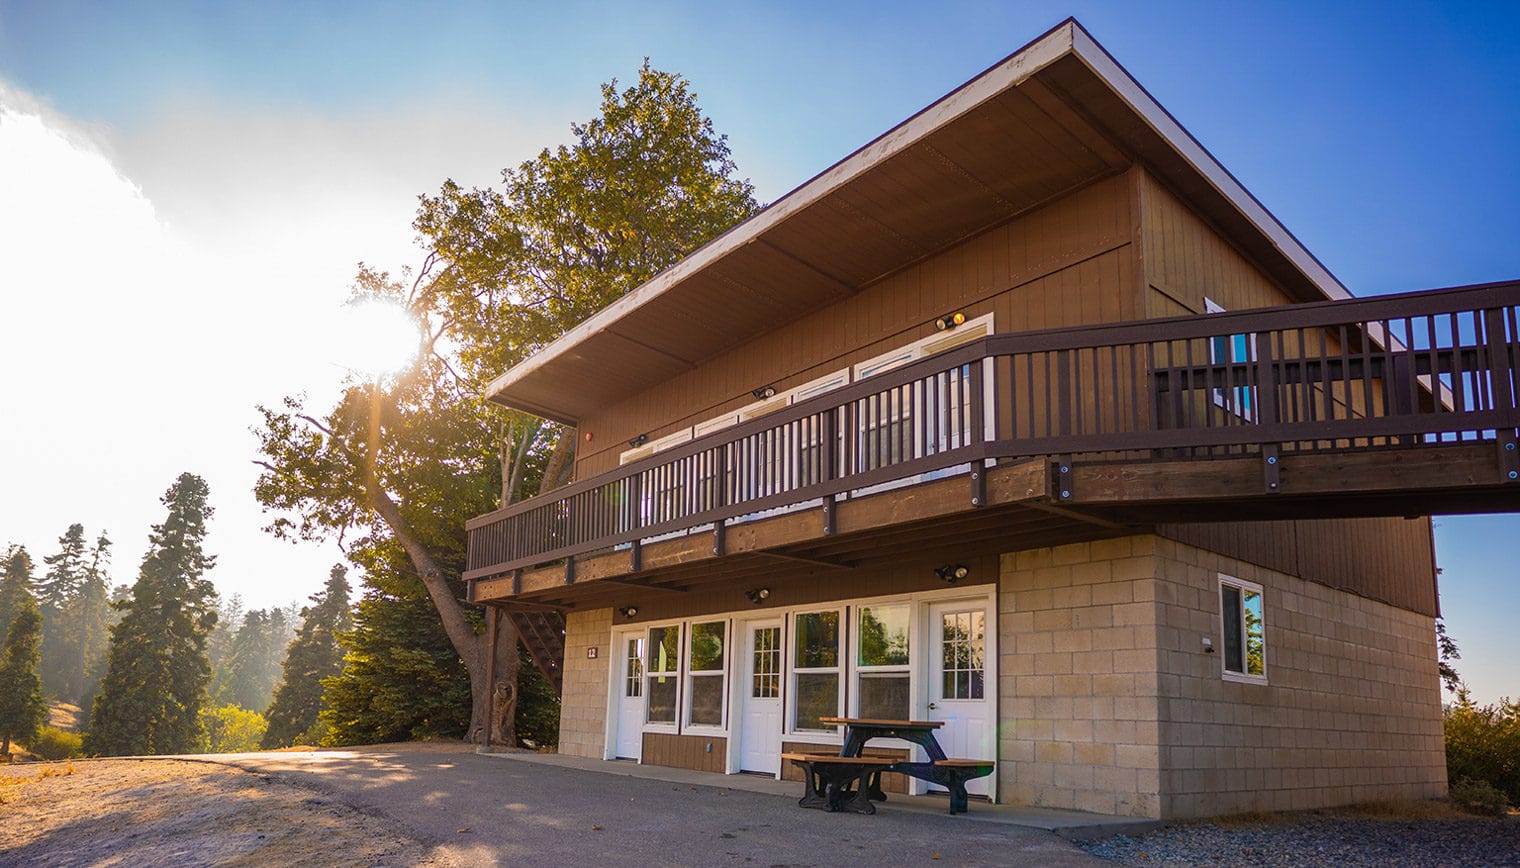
[482,605,498,751]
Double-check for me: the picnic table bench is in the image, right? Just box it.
[784,717,996,815]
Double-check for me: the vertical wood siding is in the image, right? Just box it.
[642,732,728,773]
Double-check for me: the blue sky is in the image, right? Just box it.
[1,2,1516,702]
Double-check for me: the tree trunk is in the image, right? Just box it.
[365,385,516,745]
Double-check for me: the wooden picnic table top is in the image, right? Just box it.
[819,717,944,729]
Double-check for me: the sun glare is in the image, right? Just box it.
[334,298,420,377]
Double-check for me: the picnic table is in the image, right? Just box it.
[783,717,995,815]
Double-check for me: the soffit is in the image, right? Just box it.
[488,19,1352,424]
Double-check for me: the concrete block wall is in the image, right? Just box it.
[997,536,1165,818]
[558,607,612,759]
[1151,536,1447,818]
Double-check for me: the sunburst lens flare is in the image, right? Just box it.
[335,298,421,377]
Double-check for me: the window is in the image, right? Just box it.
[645,624,681,724]
[686,621,726,728]
[1205,298,1256,421]
[792,610,841,731]
[1219,576,1266,682]
[625,636,644,698]
[856,604,911,719]
[940,609,984,700]
[752,626,781,699]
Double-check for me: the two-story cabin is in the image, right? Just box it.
[463,20,1492,819]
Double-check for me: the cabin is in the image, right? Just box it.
[464,20,1520,819]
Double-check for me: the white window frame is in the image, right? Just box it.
[787,606,846,737]
[1218,574,1267,684]
[1204,298,1257,422]
[683,618,730,733]
[851,602,914,720]
[642,621,684,731]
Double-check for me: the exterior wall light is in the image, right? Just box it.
[629,433,648,448]
[752,386,777,400]
[934,564,969,583]
[618,606,639,619]
[744,587,771,605]
[934,311,968,331]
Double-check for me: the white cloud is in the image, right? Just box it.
[0,86,564,608]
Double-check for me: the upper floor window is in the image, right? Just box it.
[1219,575,1266,683]
[1205,299,1256,421]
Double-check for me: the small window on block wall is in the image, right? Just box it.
[1219,575,1266,683]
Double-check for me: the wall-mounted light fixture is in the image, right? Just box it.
[744,587,771,605]
[934,564,969,584]
[933,311,968,331]
[752,385,777,400]
[628,433,648,448]
[618,606,639,619]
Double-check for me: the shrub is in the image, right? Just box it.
[1445,689,1520,807]
[200,704,268,754]
[27,726,83,761]
[1449,777,1510,816]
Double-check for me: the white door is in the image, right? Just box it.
[614,631,645,760]
[737,620,784,775]
[927,600,993,796]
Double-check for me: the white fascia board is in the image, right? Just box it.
[1067,24,1353,303]
[483,24,1081,408]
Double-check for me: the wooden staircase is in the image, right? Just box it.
[507,608,565,694]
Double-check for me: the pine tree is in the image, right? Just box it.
[39,524,87,699]
[85,473,219,757]
[0,546,36,648]
[222,609,284,711]
[0,589,46,757]
[71,532,113,706]
[263,565,352,748]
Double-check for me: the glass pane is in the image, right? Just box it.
[859,604,910,666]
[794,673,838,730]
[689,674,723,726]
[626,638,643,698]
[648,625,680,673]
[1243,589,1265,676]
[690,621,725,671]
[795,611,839,669]
[1221,584,1243,673]
[753,626,781,698]
[647,677,677,723]
[858,673,910,719]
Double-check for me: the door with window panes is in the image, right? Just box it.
[738,620,783,774]
[614,630,645,759]
[927,600,993,796]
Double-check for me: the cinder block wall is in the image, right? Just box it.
[997,536,1165,818]
[557,607,612,759]
[1152,537,1447,818]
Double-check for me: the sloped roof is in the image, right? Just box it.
[487,18,1351,424]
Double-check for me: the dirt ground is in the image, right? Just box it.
[0,754,450,866]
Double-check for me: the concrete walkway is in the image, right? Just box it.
[203,745,1130,866]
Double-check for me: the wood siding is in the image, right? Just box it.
[1157,518,1437,617]
[642,732,727,773]
[575,173,1140,478]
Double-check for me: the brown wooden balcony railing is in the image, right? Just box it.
[465,281,1519,581]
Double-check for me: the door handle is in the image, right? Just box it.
[927,702,938,710]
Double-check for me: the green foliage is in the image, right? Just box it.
[1449,776,1510,816]
[85,473,220,757]
[1437,619,1462,695]
[35,526,114,705]
[514,647,559,749]
[1445,687,1520,807]
[0,592,46,756]
[262,565,352,749]
[318,573,471,746]
[200,704,268,754]
[28,725,83,761]
[0,545,36,649]
[254,61,757,745]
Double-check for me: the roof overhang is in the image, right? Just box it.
[487,18,1353,424]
